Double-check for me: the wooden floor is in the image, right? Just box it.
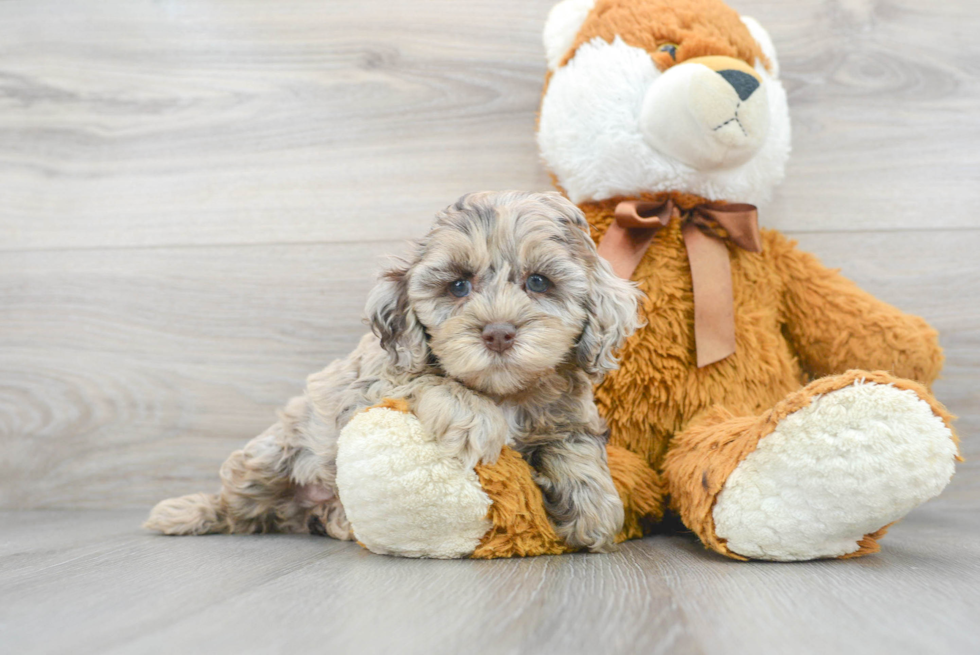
[2,508,979,655]
[1,0,979,653]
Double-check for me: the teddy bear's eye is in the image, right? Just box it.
[658,43,678,60]
[526,274,551,293]
[448,279,472,298]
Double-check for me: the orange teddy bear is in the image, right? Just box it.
[535,0,959,560]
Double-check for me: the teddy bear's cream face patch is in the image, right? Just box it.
[538,26,791,205]
[639,55,770,171]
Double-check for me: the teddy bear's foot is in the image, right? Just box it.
[666,371,959,562]
[713,379,957,560]
[336,404,495,558]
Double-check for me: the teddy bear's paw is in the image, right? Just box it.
[336,406,493,559]
[712,381,957,561]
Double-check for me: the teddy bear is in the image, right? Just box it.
[335,0,960,562]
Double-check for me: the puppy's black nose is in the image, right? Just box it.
[717,69,759,101]
[482,323,517,353]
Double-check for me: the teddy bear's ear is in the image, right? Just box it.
[543,0,596,71]
[740,16,779,78]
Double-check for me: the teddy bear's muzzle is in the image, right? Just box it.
[639,55,770,171]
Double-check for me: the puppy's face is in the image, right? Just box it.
[367,191,640,397]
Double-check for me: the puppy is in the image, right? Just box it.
[145,191,641,552]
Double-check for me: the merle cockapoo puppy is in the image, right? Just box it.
[146,191,640,552]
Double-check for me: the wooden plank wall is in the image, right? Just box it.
[1,0,977,509]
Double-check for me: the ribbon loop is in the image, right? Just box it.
[614,199,675,229]
[596,199,762,368]
[597,200,678,280]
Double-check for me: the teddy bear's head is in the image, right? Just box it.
[538,0,790,205]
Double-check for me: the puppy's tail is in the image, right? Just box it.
[143,493,229,535]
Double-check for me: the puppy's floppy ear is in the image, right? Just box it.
[576,242,643,381]
[535,191,641,378]
[365,257,430,374]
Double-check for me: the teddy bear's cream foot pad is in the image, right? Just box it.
[712,382,958,561]
[335,406,493,559]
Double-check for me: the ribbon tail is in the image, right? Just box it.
[682,223,736,368]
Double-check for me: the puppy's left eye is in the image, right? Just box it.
[525,274,551,293]
[448,279,472,298]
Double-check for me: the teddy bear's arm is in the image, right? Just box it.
[768,231,943,387]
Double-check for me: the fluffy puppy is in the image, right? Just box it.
[145,191,641,552]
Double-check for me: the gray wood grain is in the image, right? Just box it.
[0,0,556,250]
[749,0,980,233]
[0,241,397,508]
[1,0,979,253]
[1,508,978,655]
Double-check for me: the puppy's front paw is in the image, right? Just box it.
[539,475,625,553]
[560,498,625,554]
[414,383,508,470]
[441,415,508,470]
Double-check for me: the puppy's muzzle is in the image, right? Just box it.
[482,323,517,353]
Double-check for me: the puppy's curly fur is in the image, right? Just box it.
[145,191,641,552]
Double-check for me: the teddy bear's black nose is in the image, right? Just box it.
[717,69,760,101]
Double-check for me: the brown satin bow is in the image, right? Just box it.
[596,199,762,368]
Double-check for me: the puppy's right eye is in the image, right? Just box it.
[525,274,552,293]
[448,279,472,298]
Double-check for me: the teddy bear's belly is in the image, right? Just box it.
[589,222,804,471]
[597,316,803,469]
